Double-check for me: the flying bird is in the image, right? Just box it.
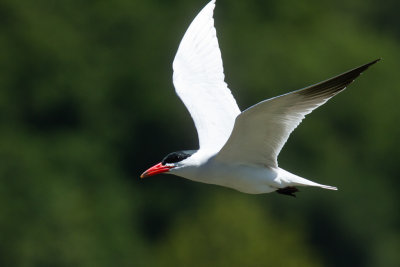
[140,0,379,196]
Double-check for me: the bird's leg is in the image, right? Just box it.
[276,186,299,197]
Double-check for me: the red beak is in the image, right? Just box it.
[140,162,173,178]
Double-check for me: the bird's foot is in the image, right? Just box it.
[276,186,299,197]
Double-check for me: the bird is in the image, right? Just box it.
[140,0,379,196]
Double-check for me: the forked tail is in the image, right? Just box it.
[278,168,338,190]
[318,184,338,190]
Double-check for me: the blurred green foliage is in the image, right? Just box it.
[0,0,399,266]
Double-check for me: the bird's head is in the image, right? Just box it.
[140,150,197,178]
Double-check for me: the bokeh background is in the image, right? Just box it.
[1,0,399,266]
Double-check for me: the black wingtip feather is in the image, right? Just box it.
[296,58,380,98]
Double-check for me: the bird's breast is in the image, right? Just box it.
[174,160,280,194]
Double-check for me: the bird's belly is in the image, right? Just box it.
[177,163,279,194]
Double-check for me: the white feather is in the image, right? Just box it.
[173,0,240,153]
[157,1,379,194]
[216,60,378,168]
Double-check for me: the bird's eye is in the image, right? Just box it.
[161,150,196,165]
[162,153,181,165]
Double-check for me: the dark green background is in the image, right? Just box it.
[1,0,399,266]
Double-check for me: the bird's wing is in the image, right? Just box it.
[173,0,240,153]
[216,59,380,167]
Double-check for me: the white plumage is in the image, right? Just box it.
[141,0,379,196]
[173,0,240,154]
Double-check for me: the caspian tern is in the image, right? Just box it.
[141,0,379,196]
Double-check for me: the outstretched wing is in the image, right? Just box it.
[173,0,240,153]
[216,59,380,167]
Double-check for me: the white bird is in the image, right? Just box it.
[140,0,379,196]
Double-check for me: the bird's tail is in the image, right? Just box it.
[316,184,338,190]
[278,168,338,190]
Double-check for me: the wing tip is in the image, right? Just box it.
[296,58,381,98]
[357,58,381,73]
[206,0,216,11]
[368,57,381,66]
